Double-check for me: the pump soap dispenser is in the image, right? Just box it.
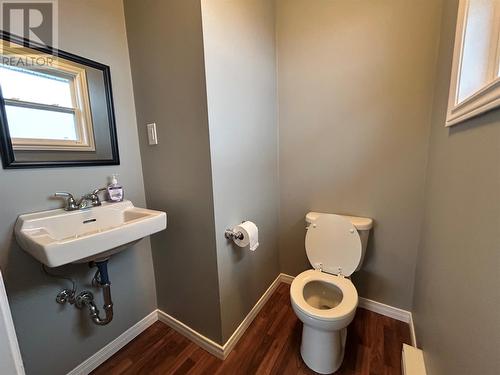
[107,174,124,202]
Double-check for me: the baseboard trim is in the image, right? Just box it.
[358,297,410,322]
[279,273,417,347]
[278,273,294,284]
[67,310,158,375]
[221,273,283,358]
[157,309,225,359]
[157,273,285,360]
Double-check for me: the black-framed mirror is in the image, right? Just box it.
[0,31,119,168]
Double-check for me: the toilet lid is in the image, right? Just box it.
[305,214,362,276]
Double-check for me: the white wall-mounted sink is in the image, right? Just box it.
[15,200,166,267]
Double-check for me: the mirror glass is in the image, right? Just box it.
[0,32,119,168]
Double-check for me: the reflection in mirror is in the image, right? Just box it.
[0,32,119,168]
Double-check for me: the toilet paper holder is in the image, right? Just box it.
[224,221,259,251]
[224,228,244,240]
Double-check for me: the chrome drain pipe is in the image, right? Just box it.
[55,259,114,326]
[76,284,113,326]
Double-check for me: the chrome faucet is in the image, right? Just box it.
[54,192,78,211]
[83,188,108,208]
[54,188,107,211]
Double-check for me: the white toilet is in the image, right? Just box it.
[290,212,373,374]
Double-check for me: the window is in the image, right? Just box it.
[0,51,95,151]
[447,0,500,126]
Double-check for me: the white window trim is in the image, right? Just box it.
[446,0,500,126]
[1,42,95,151]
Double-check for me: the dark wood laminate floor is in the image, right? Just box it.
[93,283,411,375]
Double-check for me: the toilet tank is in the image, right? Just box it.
[305,212,373,271]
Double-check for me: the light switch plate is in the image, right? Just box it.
[147,123,158,145]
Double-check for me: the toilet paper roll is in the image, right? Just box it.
[233,221,259,251]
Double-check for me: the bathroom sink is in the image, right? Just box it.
[15,200,167,267]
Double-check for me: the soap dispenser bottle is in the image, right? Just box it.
[107,174,124,202]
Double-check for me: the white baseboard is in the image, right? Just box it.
[157,309,224,359]
[358,297,410,322]
[357,297,416,347]
[221,273,283,358]
[157,273,284,360]
[278,273,294,284]
[67,310,158,375]
[279,273,417,347]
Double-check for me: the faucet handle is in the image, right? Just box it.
[88,187,107,206]
[54,192,78,211]
[92,187,107,195]
[54,191,73,198]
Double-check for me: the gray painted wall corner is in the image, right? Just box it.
[124,0,223,344]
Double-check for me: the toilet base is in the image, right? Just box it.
[300,324,347,374]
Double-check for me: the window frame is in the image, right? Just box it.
[446,0,500,126]
[1,54,96,151]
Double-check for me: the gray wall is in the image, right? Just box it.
[413,1,500,374]
[200,0,280,343]
[0,1,157,374]
[275,0,442,309]
[124,0,223,343]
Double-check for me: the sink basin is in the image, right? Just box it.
[15,200,167,267]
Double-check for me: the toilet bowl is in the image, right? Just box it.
[291,269,358,374]
[290,212,372,374]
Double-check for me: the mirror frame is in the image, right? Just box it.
[0,31,120,168]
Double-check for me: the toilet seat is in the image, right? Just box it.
[290,269,358,321]
[305,214,362,277]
